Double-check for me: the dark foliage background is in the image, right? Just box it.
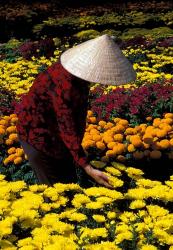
[0,0,172,42]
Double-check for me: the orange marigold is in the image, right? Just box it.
[106,150,115,158]
[142,142,150,149]
[130,135,143,147]
[9,114,17,119]
[118,119,129,127]
[163,125,172,133]
[107,142,117,149]
[112,124,125,133]
[146,116,152,121]
[87,110,93,117]
[98,120,107,127]
[139,124,147,128]
[97,125,102,130]
[159,139,170,149]
[104,125,113,130]
[153,119,161,128]
[92,134,102,142]
[8,154,17,162]
[88,124,97,129]
[14,157,23,165]
[156,129,167,138]
[139,124,147,133]
[11,117,18,123]
[9,133,18,141]
[90,129,99,135]
[162,118,173,125]
[0,125,5,129]
[96,141,106,150]
[126,135,131,141]
[3,158,9,166]
[135,126,142,133]
[114,134,123,142]
[0,120,8,126]
[125,128,136,135]
[143,134,153,144]
[7,147,16,154]
[113,118,121,123]
[89,116,97,124]
[106,122,114,129]
[0,128,5,135]
[16,148,24,157]
[84,134,93,140]
[82,140,95,149]
[103,136,113,144]
[6,126,17,134]
[164,113,173,119]
[149,129,157,137]
[113,143,126,155]
[3,116,11,121]
[5,139,13,145]
[127,144,136,152]
[145,126,154,134]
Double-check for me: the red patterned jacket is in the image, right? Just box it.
[14,60,90,168]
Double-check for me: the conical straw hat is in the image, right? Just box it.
[60,34,136,85]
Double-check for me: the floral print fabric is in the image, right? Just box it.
[14,61,90,168]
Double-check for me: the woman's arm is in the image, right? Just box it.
[51,77,89,169]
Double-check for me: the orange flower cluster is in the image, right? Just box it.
[2,111,173,166]
[82,111,173,162]
[0,114,27,165]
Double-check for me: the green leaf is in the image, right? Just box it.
[90,160,106,169]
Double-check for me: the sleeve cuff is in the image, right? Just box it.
[76,156,89,169]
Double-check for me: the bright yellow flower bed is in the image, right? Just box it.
[0,170,173,249]
[1,45,173,97]
[124,46,173,82]
[0,50,60,97]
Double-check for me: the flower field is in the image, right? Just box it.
[0,5,173,248]
[0,172,173,250]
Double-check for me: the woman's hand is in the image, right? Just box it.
[84,164,113,189]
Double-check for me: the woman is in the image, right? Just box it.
[14,34,136,187]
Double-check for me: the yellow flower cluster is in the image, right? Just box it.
[0,169,172,249]
[82,111,173,162]
[1,44,172,97]
[124,46,173,83]
[0,49,61,96]
[90,83,137,94]
[0,114,27,165]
